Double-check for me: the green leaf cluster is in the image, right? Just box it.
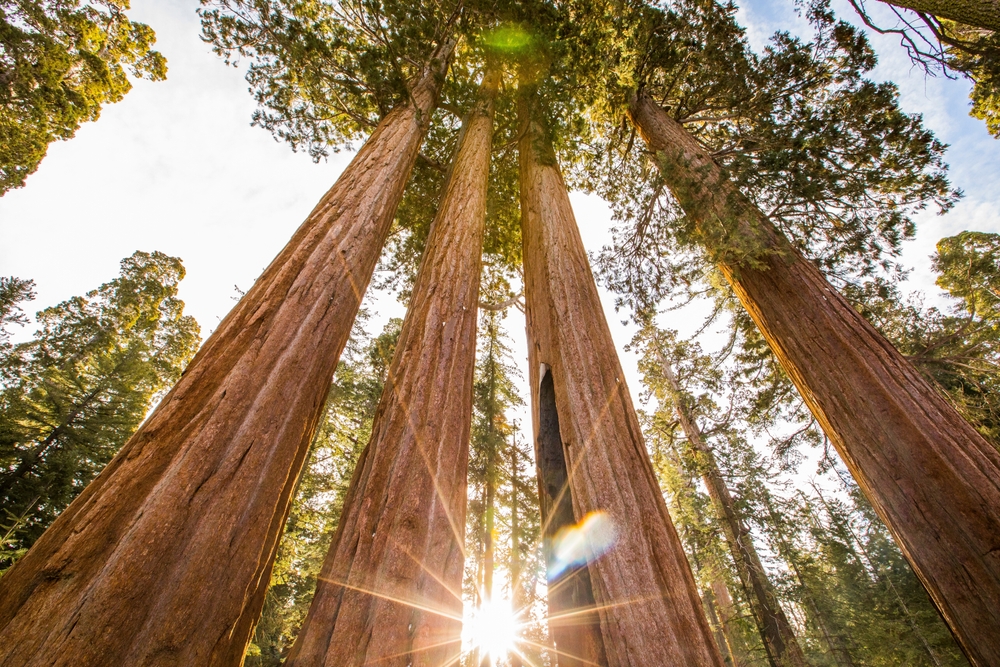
[0,251,200,572]
[0,0,166,194]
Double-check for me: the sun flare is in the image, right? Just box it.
[462,598,521,664]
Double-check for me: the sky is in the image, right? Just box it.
[1,0,998,453]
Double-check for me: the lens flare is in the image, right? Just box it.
[481,25,534,53]
[548,511,617,580]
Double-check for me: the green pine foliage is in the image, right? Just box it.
[0,251,200,572]
[0,0,167,194]
[633,320,969,665]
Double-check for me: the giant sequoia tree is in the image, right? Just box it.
[584,1,1000,663]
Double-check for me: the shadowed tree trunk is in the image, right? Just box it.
[656,353,809,667]
[283,69,500,667]
[0,38,456,667]
[881,0,1000,31]
[519,83,725,667]
[628,91,1000,667]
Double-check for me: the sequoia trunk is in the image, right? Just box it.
[283,70,499,667]
[519,85,724,667]
[658,357,808,667]
[0,39,455,667]
[628,92,1000,667]
[882,0,1000,31]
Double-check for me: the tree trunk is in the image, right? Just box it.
[766,496,857,667]
[657,356,809,667]
[519,85,724,667]
[628,92,1000,667]
[882,0,1000,31]
[283,69,499,667]
[703,584,737,667]
[0,39,455,667]
[510,437,525,667]
[710,578,749,667]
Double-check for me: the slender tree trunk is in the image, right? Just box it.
[704,583,737,667]
[510,437,525,667]
[0,39,456,667]
[765,496,857,667]
[284,69,500,667]
[656,356,809,667]
[881,0,1000,31]
[711,578,749,667]
[628,92,1000,667]
[519,84,724,667]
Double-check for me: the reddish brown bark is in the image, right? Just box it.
[519,86,725,667]
[657,356,808,667]
[283,69,500,667]
[0,40,455,667]
[629,91,1000,667]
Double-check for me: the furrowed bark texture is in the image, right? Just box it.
[629,92,1000,667]
[536,368,608,667]
[882,0,1000,31]
[0,40,455,667]
[284,70,499,667]
[519,88,725,667]
[659,359,808,667]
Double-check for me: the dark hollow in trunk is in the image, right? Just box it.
[536,367,607,667]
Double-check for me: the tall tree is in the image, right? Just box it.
[0,251,200,570]
[0,0,167,193]
[0,23,458,664]
[627,80,1000,667]
[571,0,999,661]
[518,73,724,665]
[285,67,499,667]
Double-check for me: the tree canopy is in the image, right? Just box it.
[0,0,167,194]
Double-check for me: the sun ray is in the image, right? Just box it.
[315,576,465,622]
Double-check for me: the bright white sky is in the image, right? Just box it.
[0,0,998,461]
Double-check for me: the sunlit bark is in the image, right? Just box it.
[629,91,1000,667]
[284,69,500,667]
[0,38,456,667]
[520,85,725,667]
